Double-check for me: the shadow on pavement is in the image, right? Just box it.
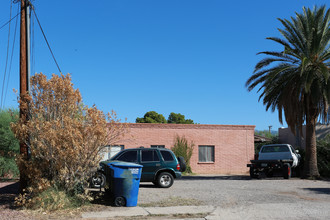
[139,183,158,188]
[180,175,251,180]
[0,182,20,209]
[89,190,113,206]
[303,188,330,195]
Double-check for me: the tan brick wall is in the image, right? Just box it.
[116,123,255,175]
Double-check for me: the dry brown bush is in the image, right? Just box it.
[11,73,127,197]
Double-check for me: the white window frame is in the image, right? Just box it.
[198,145,215,162]
[151,145,165,148]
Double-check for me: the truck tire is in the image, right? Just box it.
[292,166,301,177]
[283,163,291,179]
[266,170,273,178]
[249,167,258,179]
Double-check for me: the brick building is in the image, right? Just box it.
[103,123,255,175]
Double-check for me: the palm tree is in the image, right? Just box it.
[246,6,330,178]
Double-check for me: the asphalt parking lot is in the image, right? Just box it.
[138,175,330,219]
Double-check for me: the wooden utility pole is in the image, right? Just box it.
[19,0,30,192]
[268,125,272,135]
[20,0,27,99]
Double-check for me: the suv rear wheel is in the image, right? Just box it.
[156,172,174,188]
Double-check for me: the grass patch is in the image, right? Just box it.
[182,172,197,176]
[101,213,208,220]
[139,196,203,207]
[0,178,19,182]
[25,186,91,212]
[172,213,208,218]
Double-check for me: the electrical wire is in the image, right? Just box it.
[0,0,61,110]
[32,7,62,73]
[0,11,20,31]
[31,6,35,76]
[4,3,20,107]
[1,1,13,110]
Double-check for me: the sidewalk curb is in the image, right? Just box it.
[81,205,215,219]
[145,205,215,215]
[82,207,148,218]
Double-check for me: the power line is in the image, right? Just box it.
[4,4,20,107]
[32,7,62,73]
[1,1,13,110]
[31,7,35,76]
[0,1,62,109]
[0,11,20,31]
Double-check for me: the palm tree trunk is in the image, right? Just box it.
[303,109,320,178]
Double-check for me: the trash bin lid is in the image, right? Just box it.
[106,161,143,168]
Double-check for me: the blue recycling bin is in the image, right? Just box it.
[105,161,143,207]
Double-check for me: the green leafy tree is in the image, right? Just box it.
[255,130,277,139]
[246,6,330,178]
[254,130,279,153]
[168,112,194,124]
[136,111,167,123]
[171,135,194,173]
[0,109,19,178]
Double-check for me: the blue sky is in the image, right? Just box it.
[0,0,328,131]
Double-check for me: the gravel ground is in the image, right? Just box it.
[1,176,330,219]
[138,175,330,210]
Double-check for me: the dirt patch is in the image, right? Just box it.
[277,191,320,201]
[97,213,208,220]
[139,196,204,207]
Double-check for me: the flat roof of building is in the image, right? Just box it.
[126,123,255,130]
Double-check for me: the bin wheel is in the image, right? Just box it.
[114,196,126,207]
[283,163,291,179]
[156,172,174,188]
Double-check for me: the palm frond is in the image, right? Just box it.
[246,5,330,131]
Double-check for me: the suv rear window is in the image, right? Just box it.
[160,150,174,161]
[142,150,160,162]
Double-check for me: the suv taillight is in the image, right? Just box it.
[176,163,181,171]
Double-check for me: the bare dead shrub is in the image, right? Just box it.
[12,73,127,205]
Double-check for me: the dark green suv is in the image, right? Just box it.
[91,148,186,188]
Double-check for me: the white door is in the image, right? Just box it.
[109,145,124,159]
[100,146,110,161]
